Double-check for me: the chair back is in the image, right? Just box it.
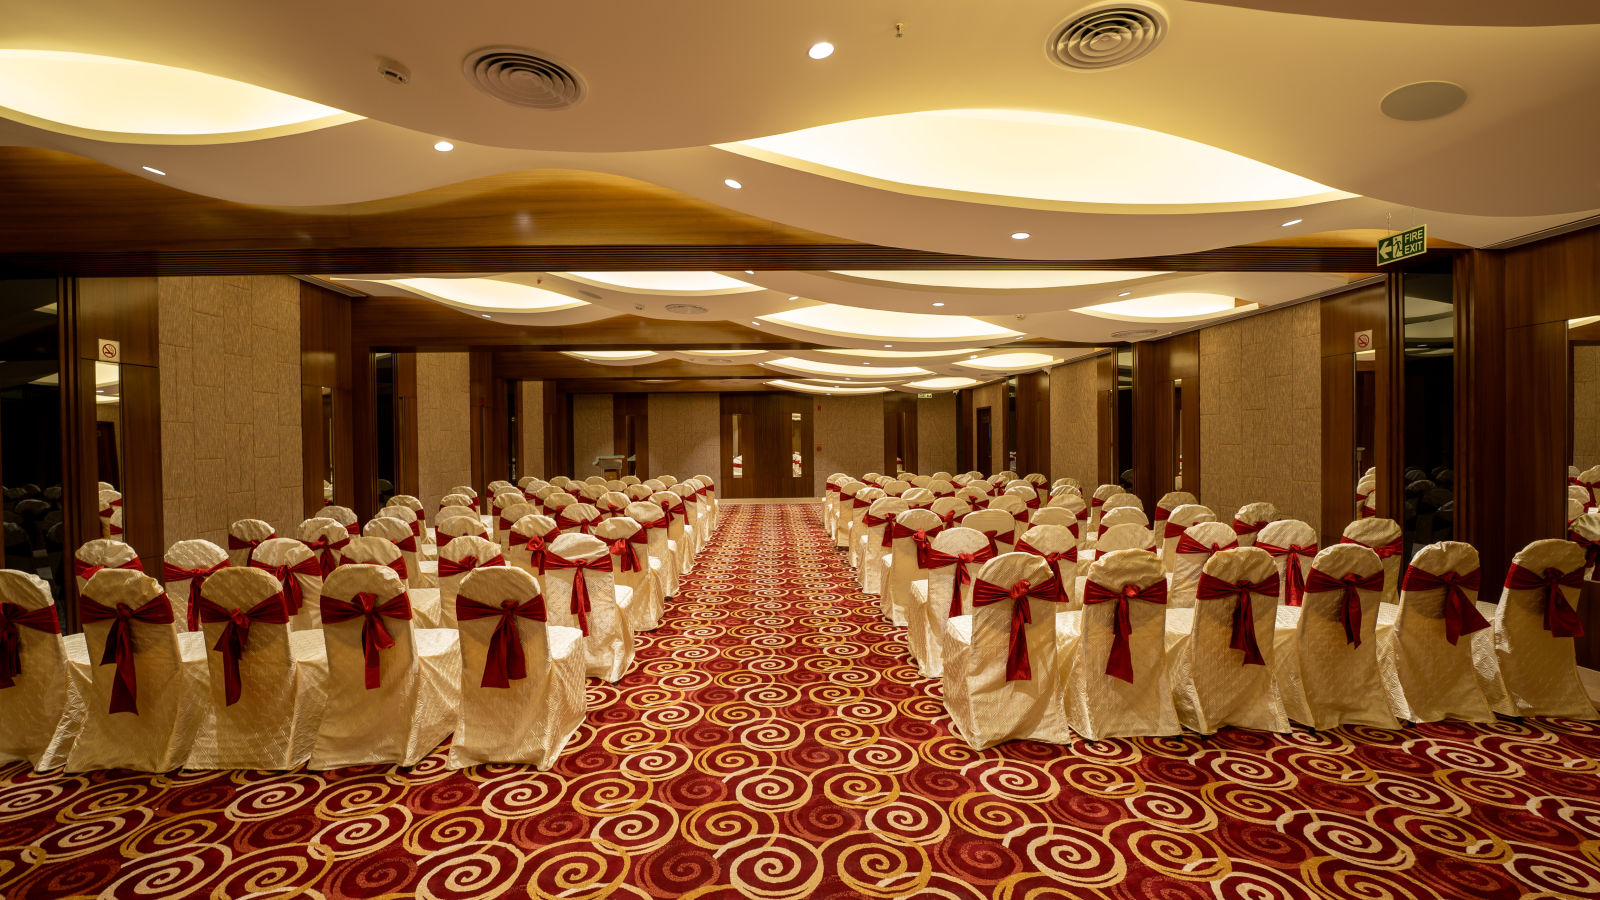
[922,527,993,622]
[162,538,230,630]
[341,535,408,583]
[73,538,144,592]
[389,494,423,513]
[1097,523,1155,554]
[1232,502,1279,546]
[437,514,491,547]
[1341,517,1404,603]
[1100,506,1149,529]
[250,537,323,629]
[322,505,359,536]
[227,518,276,567]
[962,508,1018,551]
[1256,519,1318,608]
[0,570,67,766]
[195,566,293,708]
[1159,503,1218,570]
[1171,522,1240,607]
[1154,491,1197,526]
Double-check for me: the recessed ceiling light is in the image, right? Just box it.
[932,302,945,307]
[724,178,742,189]
[744,270,754,275]
[863,362,871,366]
[480,313,491,318]
[808,42,835,60]
[1117,291,1132,297]
[1011,232,1031,240]
[96,389,105,394]
[884,344,893,348]
[434,140,454,152]
[1281,218,1302,227]
[142,165,165,175]
[970,355,979,359]
[788,296,799,301]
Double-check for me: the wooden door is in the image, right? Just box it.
[720,392,814,498]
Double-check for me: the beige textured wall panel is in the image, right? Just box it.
[1050,357,1100,487]
[815,395,885,494]
[415,352,472,511]
[1199,302,1322,526]
[159,275,301,547]
[571,393,614,479]
[916,393,957,475]
[647,393,720,481]
[519,381,545,480]
[972,381,1007,475]
[1575,345,1600,470]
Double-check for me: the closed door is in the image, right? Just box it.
[720,393,813,498]
[976,407,993,474]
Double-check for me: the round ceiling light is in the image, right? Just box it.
[1380,81,1467,121]
[1049,5,1167,70]
[724,178,742,189]
[665,303,708,315]
[1010,232,1031,240]
[433,140,454,151]
[808,42,835,60]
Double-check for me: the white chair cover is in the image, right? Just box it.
[954,485,990,510]
[625,484,654,502]
[1004,484,1039,509]
[641,478,665,492]
[943,553,1072,750]
[322,504,360,537]
[1165,548,1290,734]
[364,515,422,587]
[161,538,230,637]
[507,513,561,578]
[545,533,636,683]
[67,569,207,772]
[227,518,276,568]
[1232,502,1279,547]
[1272,544,1399,729]
[251,537,326,632]
[1158,503,1217,569]
[1342,517,1404,605]
[1570,513,1600,581]
[1153,491,1197,532]
[1088,484,1122,536]
[651,490,694,577]
[905,527,991,679]
[97,490,121,539]
[855,498,908,595]
[1103,492,1142,513]
[73,538,144,594]
[926,479,957,499]
[1170,522,1241,609]
[296,517,350,586]
[436,535,507,630]
[188,566,327,769]
[626,501,677,600]
[595,517,665,633]
[578,483,608,502]
[1028,507,1079,534]
[620,475,641,486]
[1569,498,1590,526]
[1096,523,1156,558]
[0,570,87,771]
[438,495,477,520]
[1255,519,1319,610]
[311,565,461,769]
[1099,506,1149,529]
[1375,541,1494,723]
[390,494,424,514]
[596,491,631,520]
[450,566,586,768]
[881,508,943,629]
[1064,549,1180,740]
[1471,538,1596,719]
[1015,524,1081,609]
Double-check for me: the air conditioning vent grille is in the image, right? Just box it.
[1050,5,1166,70]
[463,47,584,109]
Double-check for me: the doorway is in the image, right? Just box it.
[976,407,993,474]
[719,393,815,498]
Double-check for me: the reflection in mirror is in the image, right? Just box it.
[0,278,66,600]
[792,412,804,477]
[1354,349,1377,519]
[1005,377,1018,473]
[623,415,637,477]
[321,386,334,506]
[1115,347,1134,490]
[375,352,395,506]
[507,381,519,481]
[1401,269,1455,553]
[1569,314,1600,517]
[93,360,123,538]
[1172,378,1184,490]
[731,413,745,479]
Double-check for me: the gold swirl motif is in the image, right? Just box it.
[1066,735,1143,766]
[208,845,328,900]
[1390,812,1510,863]
[1196,748,1298,790]
[601,723,674,754]
[1494,737,1598,773]
[1270,746,1377,785]
[1363,772,1469,816]
[115,808,221,859]
[864,795,951,845]
[568,774,651,817]
[402,807,502,855]
[1199,781,1303,825]
[476,771,566,818]
[37,808,155,861]
[1430,769,1535,809]
[1057,759,1144,799]
[733,719,806,752]
[971,759,1062,804]
[1105,819,1230,880]
[1418,740,1525,778]
[621,687,682,710]
[719,834,824,900]
[1003,822,1127,889]
[949,792,1047,840]
[820,765,901,809]
[591,800,680,855]
[692,742,774,777]
[681,801,779,850]
[55,779,161,823]
[848,739,919,775]
[640,702,704,730]
[728,767,814,812]
[823,831,933,898]
[1126,783,1218,832]
[1285,810,1415,868]
[96,842,233,899]
[524,838,629,900]
[311,776,406,819]
[813,720,880,750]
[1300,855,1436,900]
[618,744,696,783]
[306,807,413,861]
[0,780,73,821]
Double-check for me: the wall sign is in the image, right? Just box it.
[1377,225,1426,265]
[1354,330,1373,352]
[97,339,121,363]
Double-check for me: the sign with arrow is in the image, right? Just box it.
[1377,225,1427,265]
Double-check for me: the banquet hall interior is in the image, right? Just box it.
[3,2,1600,897]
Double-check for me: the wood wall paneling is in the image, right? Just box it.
[955,390,974,473]
[1130,334,1199,504]
[1014,371,1051,478]
[718,392,814,498]
[544,382,573,477]
[883,393,917,474]
[1096,353,1116,485]
[612,393,650,478]
[299,281,357,515]
[1318,279,1390,544]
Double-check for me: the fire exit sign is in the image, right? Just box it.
[1377,225,1426,265]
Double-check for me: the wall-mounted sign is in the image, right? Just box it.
[1354,330,1373,351]
[97,339,120,363]
[1377,225,1426,265]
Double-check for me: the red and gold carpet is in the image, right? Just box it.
[3,502,1600,898]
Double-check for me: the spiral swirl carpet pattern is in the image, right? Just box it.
[3,502,1600,898]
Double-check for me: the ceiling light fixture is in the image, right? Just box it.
[1011,232,1031,240]
[808,41,835,60]
[142,165,165,175]
[1281,218,1302,227]
[744,270,754,274]
[932,302,945,307]
[1117,291,1132,297]
[480,313,491,318]
[884,344,893,348]
[724,178,742,189]
[788,296,799,301]
[434,140,454,151]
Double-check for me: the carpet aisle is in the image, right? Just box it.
[3,502,1600,898]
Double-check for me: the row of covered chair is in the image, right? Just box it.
[0,473,722,773]
[827,470,1598,749]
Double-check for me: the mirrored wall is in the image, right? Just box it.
[0,278,66,600]
[1400,268,1455,553]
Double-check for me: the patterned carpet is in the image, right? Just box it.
[3,502,1600,899]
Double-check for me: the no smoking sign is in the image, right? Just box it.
[98,339,120,362]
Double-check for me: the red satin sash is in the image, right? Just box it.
[73,556,144,582]
[438,553,506,579]
[1256,541,1318,606]
[1231,518,1266,537]
[608,532,649,573]
[1174,534,1238,556]
[1082,578,1168,683]
[193,594,290,705]
[163,559,232,631]
[1303,568,1383,647]
[1341,534,1402,558]
[1195,572,1279,665]
[80,592,175,714]
[342,553,408,582]
[227,533,273,564]
[1013,539,1077,602]
[914,543,997,616]
[457,595,548,688]
[1503,564,1585,638]
[970,576,1067,681]
[301,534,349,576]
[0,602,60,688]
[249,556,322,615]
[321,591,412,689]
[541,555,613,635]
[1567,530,1600,574]
[1399,566,1488,644]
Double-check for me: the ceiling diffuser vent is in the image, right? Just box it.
[665,303,708,315]
[463,47,585,109]
[1049,5,1166,70]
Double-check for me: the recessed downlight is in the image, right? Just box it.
[808,41,835,60]
[1117,291,1132,297]
[142,165,165,175]
[1281,218,1302,227]
[1011,232,1031,240]
[724,178,742,189]
[434,140,454,152]
[480,313,490,318]
[1380,81,1468,122]
[932,302,945,307]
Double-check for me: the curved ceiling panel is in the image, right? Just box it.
[828,270,1170,290]
[725,110,1342,208]
[954,352,1066,373]
[758,305,1023,344]
[559,271,759,294]
[383,277,587,312]
[766,380,889,396]
[1076,292,1243,322]
[764,357,930,379]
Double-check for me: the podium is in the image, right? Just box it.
[594,455,626,479]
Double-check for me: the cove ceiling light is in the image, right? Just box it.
[768,357,929,378]
[954,352,1062,372]
[759,304,1022,342]
[905,376,982,390]
[815,348,985,359]
[386,277,587,312]
[1077,292,1242,321]
[829,270,1168,290]
[558,350,658,361]
[727,109,1338,206]
[0,49,354,138]
[768,380,887,395]
[678,349,768,357]
[560,272,757,293]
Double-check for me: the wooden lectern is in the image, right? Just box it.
[594,455,626,479]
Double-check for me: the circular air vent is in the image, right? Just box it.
[463,47,585,109]
[1049,5,1167,70]
[665,303,708,315]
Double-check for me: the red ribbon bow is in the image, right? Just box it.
[979,528,1016,552]
[970,576,1067,681]
[80,593,175,714]
[1567,530,1600,574]
[392,534,418,554]
[0,602,60,688]
[884,520,941,549]
[163,559,232,631]
[343,553,408,582]
[439,553,506,579]
[321,591,412,689]
[227,533,274,564]
[194,594,290,705]
[342,521,361,536]
[915,542,997,616]
[302,534,349,576]
[248,556,321,615]
[555,513,594,535]
[934,508,963,529]
[456,595,548,688]
[1256,541,1318,606]
[1504,564,1585,638]
[1014,539,1077,601]
[607,533,648,573]
[73,556,145,582]
[1304,568,1383,647]
[1341,534,1403,558]
[1153,506,1172,524]
[1231,518,1265,536]
[540,555,613,635]
[1195,572,1280,666]
[1082,578,1168,683]
[1399,566,1489,644]
[1175,533,1238,556]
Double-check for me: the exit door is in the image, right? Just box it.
[720,393,815,498]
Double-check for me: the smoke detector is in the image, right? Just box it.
[463,47,585,109]
[1049,5,1167,70]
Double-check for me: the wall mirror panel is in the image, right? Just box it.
[0,278,66,600]
[1568,313,1600,519]
[321,386,335,505]
[1115,347,1134,490]
[1400,269,1455,553]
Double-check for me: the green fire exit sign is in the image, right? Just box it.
[1377,225,1426,265]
